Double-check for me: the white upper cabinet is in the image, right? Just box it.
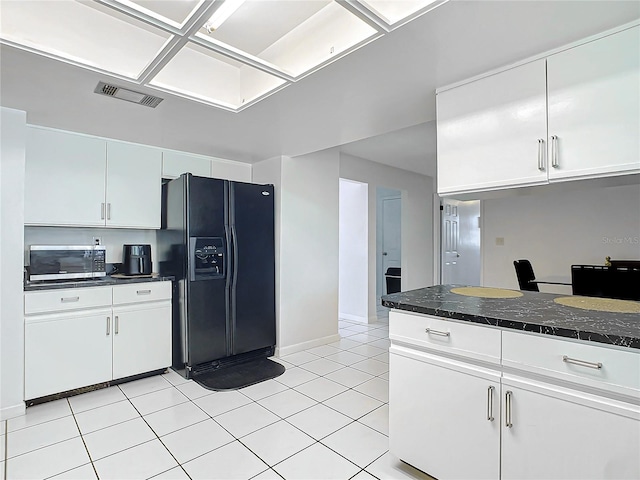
[162,150,252,182]
[106,141,162,229]
[25,127,163,228]
[436,24,640,196]
[437,60,548,195]
[546,26,640,181]
[25,127,106,226]
[162,150,211,179]
[210,157,251,183]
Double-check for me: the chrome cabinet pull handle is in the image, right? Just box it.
[487,385,495,422]
[60,296,79,303]
[101,203,105,220]
[551,135,559,168]
[487,386,495,421]
[107,203,111,220]
[425,328,450,337]
[136,289,152,295]
[106,317,110,336]
[537,139,546,171]
[563,355,602,370]
[505,390,513,428]
[115,315,119,335]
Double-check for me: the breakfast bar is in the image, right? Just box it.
[382,285,640,480]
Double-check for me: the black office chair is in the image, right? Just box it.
[514,260,539,292]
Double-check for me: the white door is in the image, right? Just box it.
[437,59,548,194]
[382,197,401,293]
[547,26,640,181]
[25,127,107,227]
[502,376,640,480]
[389,350,501,480]
[441,199,481,285]
[24,310,113,399]
[112,304,172,379]
[106,141,162,229]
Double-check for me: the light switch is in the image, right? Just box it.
[495,237,505,246]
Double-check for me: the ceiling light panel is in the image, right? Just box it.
[149,42,286,109]
[195,0,378,77]
[116,0,204,28]
[359,0,442,26]
[0,1,172,79]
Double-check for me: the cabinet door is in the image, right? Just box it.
[106,141,162,228]
[547,26,640,181]
[502,376,640,480]
[112,303,171,380]
[162,151,211,179]
[210,157,252,182]
[24,310,113,399]
[25,127,106,226]
[389,348,500,479]
[436,59,548,195]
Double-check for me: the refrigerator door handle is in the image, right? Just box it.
[231,224,239,353]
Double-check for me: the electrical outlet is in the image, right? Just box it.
[93,237,102,246]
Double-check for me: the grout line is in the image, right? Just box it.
[122,388,193,480]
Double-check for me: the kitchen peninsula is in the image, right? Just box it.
[382,285,640,480]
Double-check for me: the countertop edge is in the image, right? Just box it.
[24,276,175,292]
[382,299,640,350]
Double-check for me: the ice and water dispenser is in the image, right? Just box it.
[189,237,225,281]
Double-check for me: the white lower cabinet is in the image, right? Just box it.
[25,309,113,400]
[112,303,171,380]
[389,346,500,480]
[389,311,640,480]
[24,282,172,400]
[501,375,640,480]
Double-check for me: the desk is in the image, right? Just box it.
[530,275,571,286]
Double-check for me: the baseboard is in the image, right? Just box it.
[1,402,26,421]
[278,333,341,357]
[368,314,381,323]
[339,313,368,323]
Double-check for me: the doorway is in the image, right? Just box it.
[377,187,402,301]
[338,179,368,323]
[441,199,481,285]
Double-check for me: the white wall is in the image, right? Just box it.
[482,183,640,294]
[340,153,434,322]
[339,179,368,323]
[1,107,26,420]
[253,152,340,355]
[279,151,341,354]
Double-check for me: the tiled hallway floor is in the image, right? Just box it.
[1,310,433,480]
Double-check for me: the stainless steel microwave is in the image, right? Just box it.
[28,245,107,281]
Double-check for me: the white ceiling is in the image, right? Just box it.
[1,1,638,177]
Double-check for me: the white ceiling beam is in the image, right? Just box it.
[335,1,390,33]
[136,1,222,84]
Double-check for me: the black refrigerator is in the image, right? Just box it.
[158,174,276,379]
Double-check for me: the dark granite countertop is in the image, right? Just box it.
[382,285,640,350]
[24,275,174,292]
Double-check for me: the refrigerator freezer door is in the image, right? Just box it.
[186,176,230,367]
[229,182,276,355]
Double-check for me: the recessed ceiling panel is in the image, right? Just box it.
[0,1,172,78]
[150,42,286,109]
[360,0,441,25]
[195,1,378,77]
[120,0,204,27]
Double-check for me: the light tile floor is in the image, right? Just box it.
[1,308,434,480]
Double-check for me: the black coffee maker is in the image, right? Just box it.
[122,244,152,276]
